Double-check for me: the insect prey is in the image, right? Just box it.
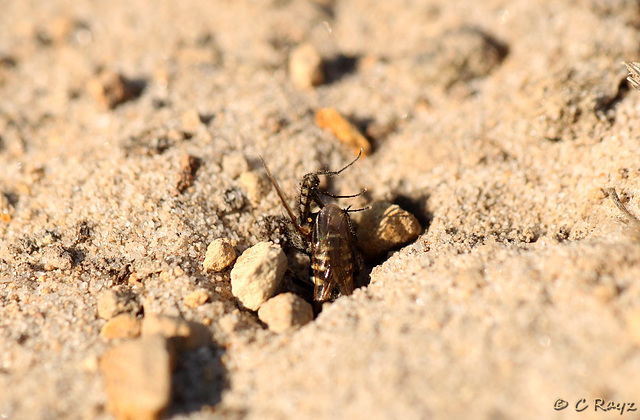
[260,151,367,302]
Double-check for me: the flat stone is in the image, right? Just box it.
[230,242,287,311]
[100,335,176,420]
[258,293,314,333]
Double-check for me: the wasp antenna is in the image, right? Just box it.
[260,156,304,234]
[314,148,362,177]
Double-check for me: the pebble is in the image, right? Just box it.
[314,107,372,156]
[100,335,176,420]
[355,201,422,259]
[230,242,287,311]
[100,313,142,340]
[141,315,210,351]
[257,293,314,333]
[239,171,270,206]
[97,289,142,320]
[184,289,209,308]
[203,238,237,272]
[86,69,138,109]
[181,109,202,132]
[289,42,324,90]
[175,154,200,194]
[221,152,249,179]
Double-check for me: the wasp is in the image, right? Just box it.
[260,151,366,302]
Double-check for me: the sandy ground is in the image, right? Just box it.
[3,0,640,419]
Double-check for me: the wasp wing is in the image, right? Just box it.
[312,204,355,301]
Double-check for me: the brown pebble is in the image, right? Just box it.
[97,289,142,320]
[239,171,271,206]
[258,293,314,333]
[175,154,200,194]
[230,242,287,311]
[100,335,176,420]
[184,290,209,308]
[203,238,237,272]
[355,201,422,259]
[141,315,210,351]
[100,313,141,340]
[289,43,324,90]
[314,108,372,156]
[87,69,138,109]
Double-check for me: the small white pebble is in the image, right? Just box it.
[203,238,236,272]
[258,293,314,333]
[289,43,324,90]
[230,242,287,311]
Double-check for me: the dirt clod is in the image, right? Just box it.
[86,69,140,109]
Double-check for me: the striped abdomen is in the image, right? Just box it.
[311,203,355,302]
